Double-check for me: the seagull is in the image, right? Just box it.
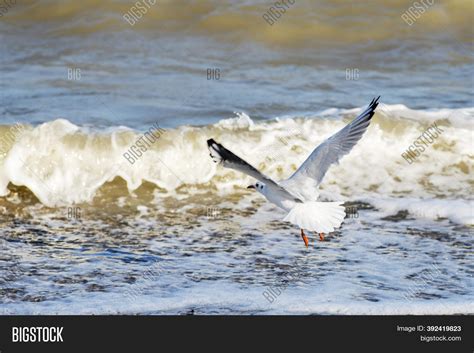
[207,97,380,247]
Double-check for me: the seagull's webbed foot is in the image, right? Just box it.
[319,233,325,241]
[300,229,309,248]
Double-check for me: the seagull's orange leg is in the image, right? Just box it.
[300,229,309,247]
[319,233,325,241]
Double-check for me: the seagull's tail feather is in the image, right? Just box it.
[283,201,345,233]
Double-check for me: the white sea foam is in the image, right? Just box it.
[0,105,472,225]
[1,283,472,315]
[363,197,474,225]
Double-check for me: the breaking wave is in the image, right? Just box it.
[0,104,472,224]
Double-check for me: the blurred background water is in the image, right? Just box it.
[0,0,472,129]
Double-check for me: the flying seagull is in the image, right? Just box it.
[207,97,380,247]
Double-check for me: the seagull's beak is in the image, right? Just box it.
[247,185,255,189]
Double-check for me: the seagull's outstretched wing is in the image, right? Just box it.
[207,139,302,202]
[283,97,380,197]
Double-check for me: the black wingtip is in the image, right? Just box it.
[369,96,381,111]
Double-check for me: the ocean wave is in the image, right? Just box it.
[0,104,472,224]
[1,0,471,48]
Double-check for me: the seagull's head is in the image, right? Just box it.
[247,182,266,194]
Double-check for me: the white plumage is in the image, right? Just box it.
[283,202,346,234]
[207,97,380,239]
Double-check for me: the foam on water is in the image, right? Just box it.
[0,104,472,225]
[1,207,472,315]
[365,197,474,225]
[2,287,472,315]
